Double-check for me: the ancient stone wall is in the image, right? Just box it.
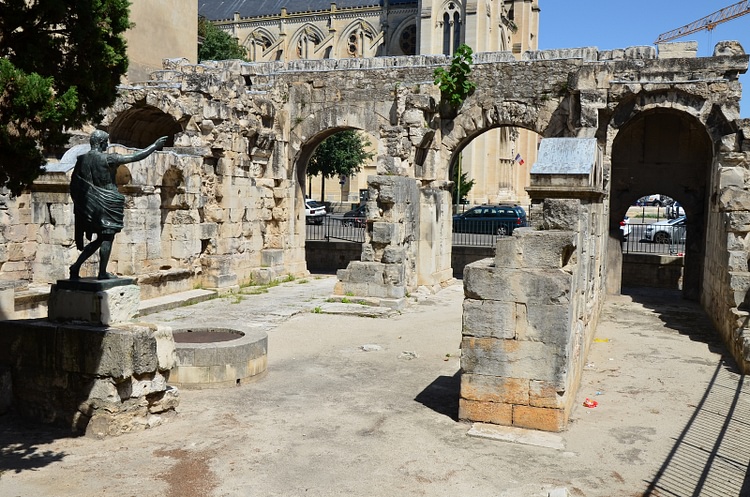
[0,320,178,437]
[703,118,750,373]
[460,198,606,432]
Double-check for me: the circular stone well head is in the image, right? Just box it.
[173,327,244,344]
[170,327,267,389]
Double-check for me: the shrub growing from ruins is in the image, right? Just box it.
[198,18,247,62]
[0,1,131,195]
[434,44,477,112]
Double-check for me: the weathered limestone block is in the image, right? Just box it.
[383,263,405,286]
[494,229,576,269]
[0,319,179,437]
[657,41,698,59]
[462,299,517,339]
[461,337,567,386]
[461,373,529,404]
[382,247,405,263]
[541,199,581,231]
[459,398,512,425]
[520,303,571,346]
[261,249,284,267]
[728,251,749,272]
[464,260,571,305]
[719,185,750,210]
[48,284,140,326]
[727,210,750,232]
[339,261,386,284]
[512,404,566,432]
[372,222,400,245]
[529,380,565,409]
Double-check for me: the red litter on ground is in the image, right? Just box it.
[583,398,598,408]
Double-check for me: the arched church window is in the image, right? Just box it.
[248,35,271,61]
[441,2,461,55]
[399,24,417,55]
[442,12,451,55]
[348,32,359,57]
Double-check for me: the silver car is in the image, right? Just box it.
[644,216,686,244]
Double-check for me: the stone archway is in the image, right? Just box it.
[108,104,182,148]
[609,108,713,300]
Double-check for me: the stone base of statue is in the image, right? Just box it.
[48,277,139,325]
[0,277,180,438]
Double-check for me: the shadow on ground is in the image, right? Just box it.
[415,370,460,421]
[623,287,750,496]
[624,286,731,360]
[0,414,72,474]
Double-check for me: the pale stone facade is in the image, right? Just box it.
[124,0,198,83]
[200,0,539,207]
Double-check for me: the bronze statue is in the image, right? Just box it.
[69,130,167,280]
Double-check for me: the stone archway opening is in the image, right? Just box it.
[609,108,713,300]
[445,124,543,277]
[295,127,376,274]
[109,105,182,148]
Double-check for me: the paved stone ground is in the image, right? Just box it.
[1,276,750,497]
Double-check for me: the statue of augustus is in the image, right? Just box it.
[69,130,167,280]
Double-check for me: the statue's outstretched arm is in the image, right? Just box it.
[116,136,168,165]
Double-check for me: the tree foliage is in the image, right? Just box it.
[451,163,475,204]
[307,131,374,179]
[0,0,132,195]
[434,44,477,109]
[198,18,247,62]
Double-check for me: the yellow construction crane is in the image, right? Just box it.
[654,0,750,44]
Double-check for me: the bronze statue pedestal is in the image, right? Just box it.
[48,277,140,326]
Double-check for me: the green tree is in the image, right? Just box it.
[0,1,132,195]
[307,131,374,202]
[198,18,247,62]
[451,162,475,205]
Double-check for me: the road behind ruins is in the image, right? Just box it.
[1,275,749,497]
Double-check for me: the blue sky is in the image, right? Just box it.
[538,1,750,117]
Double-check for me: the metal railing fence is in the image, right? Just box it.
[622,222,686,255]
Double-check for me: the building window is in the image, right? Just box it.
[247,34,272,61]
[399,24,417,55]
[348,32,359,57]
[441,2,462,55]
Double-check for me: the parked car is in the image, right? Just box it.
[620,217,631,238]
[452,204,528,236]
[342,204,366,227]
[305,199,326,225]
[666,201,684,219]
[637,194,667,207]
[644,215,687,244]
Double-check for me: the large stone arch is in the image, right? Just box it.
[610,107,713,300]
[437,98,564,182]
[290,104,386,178]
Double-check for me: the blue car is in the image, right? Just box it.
[452,205,528,236]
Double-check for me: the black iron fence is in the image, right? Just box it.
[622,222,686,255]
[306,204,535,248]
[305,216,366,243]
